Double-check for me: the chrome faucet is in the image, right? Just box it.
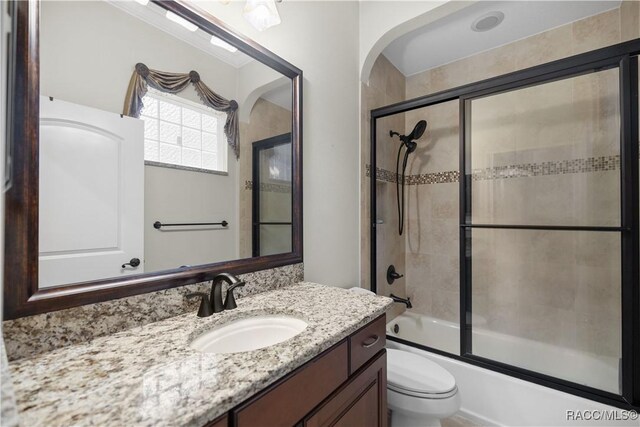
[186,273,246,317]
[390,293,412,309]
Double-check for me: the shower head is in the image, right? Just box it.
[408,120,427,141]
[389,119,428,150]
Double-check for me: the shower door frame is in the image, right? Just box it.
[370,39,640,410]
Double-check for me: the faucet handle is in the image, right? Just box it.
[224,281,246,310]
[186,293,213,317]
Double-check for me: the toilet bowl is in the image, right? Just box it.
[387,348,461,427]
[346,288,460,426]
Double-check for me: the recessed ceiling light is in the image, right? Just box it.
[471,11,504,32]
[211,36,238,53]
[166,11,198,32]
[134,0,149,5]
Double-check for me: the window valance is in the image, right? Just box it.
[123,63,240,158]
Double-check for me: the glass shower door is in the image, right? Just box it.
[252,134,292,257]
[464,66,624,394]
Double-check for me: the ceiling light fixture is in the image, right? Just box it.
[211,36,238,53]
[134,0,149,5]
[242,0,281,32]
[166,11,198,32]
[471,11,504,32]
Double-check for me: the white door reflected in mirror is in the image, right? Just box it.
[39,97,145,288]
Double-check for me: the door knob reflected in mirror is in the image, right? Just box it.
[122,258,141,269]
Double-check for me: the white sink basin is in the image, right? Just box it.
[190,315,308,354]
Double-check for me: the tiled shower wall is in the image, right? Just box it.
[362,2,640,357]
[238,99,292,258]
[404,100,460,325]
[361,55,407,319]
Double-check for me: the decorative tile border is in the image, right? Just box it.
[366,155,621,185]
[244,180,292,193]
[407,171,460,185]
[365,165,399,183]
[365,164,459,185]
[471,155,620,181]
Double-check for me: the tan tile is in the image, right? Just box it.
[405,252,430,285]
[385,60,407,104]
[620,0,640,41]
[513,25,573,70]
[431,289,459,323]
[530,230,577,266]
[430,57,471,93]
[575,232,620,269]
[406,218,429,256]
[430,182,459,220]
[406,278,432,317]
[430,254,459,293]
[467,41,517,82]
[575,314,621,359]
[527,262,578,310]
[572,8,621,54]
[367,55,388,93]
[405,71,431,99]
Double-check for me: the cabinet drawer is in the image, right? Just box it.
[304,350,387,427]
[234,340,349,427]
[203,414,227,427]
[349,315,386,374]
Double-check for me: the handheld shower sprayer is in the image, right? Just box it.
[389,120,427,152]
[389,120,428,235]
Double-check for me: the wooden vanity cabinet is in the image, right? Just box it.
[213,314,387,427]
[303,351,386,427]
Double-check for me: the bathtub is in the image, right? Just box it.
[386,312,636,427]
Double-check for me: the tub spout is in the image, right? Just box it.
[390,293,412,309]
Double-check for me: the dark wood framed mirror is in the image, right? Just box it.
[4,0,303,319]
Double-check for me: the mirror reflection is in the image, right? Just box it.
[38,1,293,288]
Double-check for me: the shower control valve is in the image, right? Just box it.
[387,265,404,285]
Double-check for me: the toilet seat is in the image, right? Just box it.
[387,349,457,399]
[388,383,458,399]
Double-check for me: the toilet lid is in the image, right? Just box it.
[387,349,457,396]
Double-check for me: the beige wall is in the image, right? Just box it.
[144,165,238,271]
[362,2,640,365]
[239,99,292,258]
[199,1,361,287]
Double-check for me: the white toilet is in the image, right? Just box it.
[347,288,460,426]
[387,348,461,427]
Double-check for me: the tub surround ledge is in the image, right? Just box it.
[8,283,392,427]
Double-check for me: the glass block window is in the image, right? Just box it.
[140,90,227,173]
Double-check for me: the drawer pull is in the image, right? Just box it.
[362,335,379,348]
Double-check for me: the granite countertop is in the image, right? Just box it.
[9,283,392,427]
